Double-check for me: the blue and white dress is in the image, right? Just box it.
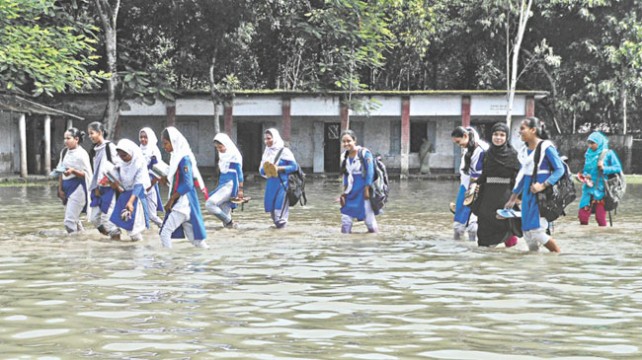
[159,127,207,248]
[109,139,150,241]
[340,146,378,233]
[58,146,93,234]
[513,140,565,232]
[89,140,121,236]
[139,127,164,226]
[453,140,488,240]
[206,133,244,227]
[259,128,298,228]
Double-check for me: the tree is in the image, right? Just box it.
[93,0,120,135]
[0,0,107,95]
[305,0,392,128]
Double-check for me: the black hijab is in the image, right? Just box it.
[485,122,520,175]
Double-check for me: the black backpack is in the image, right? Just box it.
[598,149,626,212]
[274,148,307,207]
[532,141,576,222]
[341,148,389,213]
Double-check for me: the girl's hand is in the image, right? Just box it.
[504,200,516,209]
[237,188,244,199]
[164,199,174,212]
[57,188,66,201]
[530,182,547,194]
[339,194,346,207]
[597,160,604,170]
[126,202,134,213]
[364,186,371,199]
[63,168,75,176]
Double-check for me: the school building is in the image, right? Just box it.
[1,90,546,177]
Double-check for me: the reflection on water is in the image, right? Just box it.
[1,179,641,359]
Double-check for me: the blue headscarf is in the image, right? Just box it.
[584,131,608,175]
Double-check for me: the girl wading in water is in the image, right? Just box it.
[87,121,121,239]
[107,139,151,241]
[472,122,520,248]
[450,126,488,242]
[139,127,165,227]
[206,133,244,229]
[159,127,208,249]
[578,131,622,226]
[57,128,93,234]
[505,117,564,253]
[259,128,298,229]
[339,130,379,234]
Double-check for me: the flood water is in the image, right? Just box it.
[1,179,641,359]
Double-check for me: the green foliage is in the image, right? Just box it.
[0,0,107,96]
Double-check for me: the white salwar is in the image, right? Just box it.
[114,139,151,240]
[58,146,93,234]
[139,127,164,226]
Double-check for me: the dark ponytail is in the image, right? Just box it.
[452,126,478,174]
[522,117,549,140]
[87,121,108,139]
[66,127,86,143]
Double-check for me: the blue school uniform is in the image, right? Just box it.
[513,143,565,231]
[341,149,375,221]
[210,161,244,209]
[147,156,164,212]
[454,146,486,224]
[164,156,207,240]
[260,159,298,212]
[62,177,88,213]
[109,184,149,231]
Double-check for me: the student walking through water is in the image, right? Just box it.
[159,127,208,249]
[472,122,520,247]
[505,117,563,253]
[451,126,488,242]
[139,127,164,227]
[206,133,244,229]
[87,122,121,239]
[259,128,298,229]
[56,128,93,234]
[339,130,379,234]
[578,131,623,226]
[108,139,150,241]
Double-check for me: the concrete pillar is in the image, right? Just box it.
[282,97,291,142]
[19,113,27,178]
[340,103,349,131]
[313,121,324,173]
[44,115,51,175]
[525,96,535,117]
[166,105,176,127]
[400,97,410,178]
[66,119,73,130]
[224,101,233,135]
[461,96,471,127]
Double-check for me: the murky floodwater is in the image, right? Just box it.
[1,178,641,359]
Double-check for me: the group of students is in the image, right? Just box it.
[451,117,623,253]
[56,117,620,251]
[56,122,384,248]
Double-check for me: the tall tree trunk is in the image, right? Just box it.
[622,86,627,134]
[209,56,221,135]
[506,0,533,129]
[94,0,121,137]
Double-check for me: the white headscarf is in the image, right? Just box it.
[139,127,162,166]
[164,127,205,194]
[213,132,243,173]
[260,128,295,172]
[115,139,151,191]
